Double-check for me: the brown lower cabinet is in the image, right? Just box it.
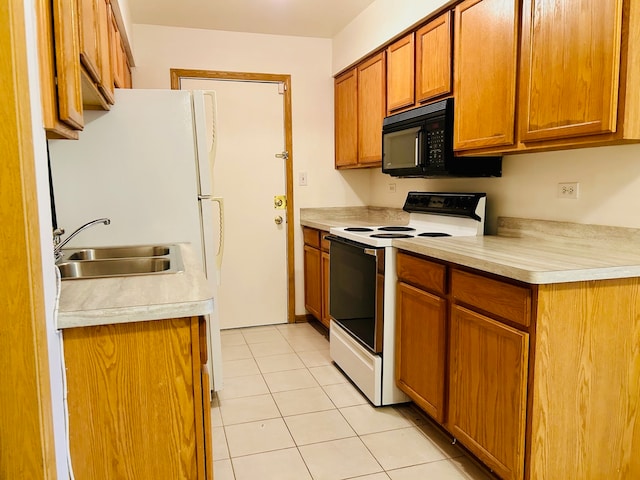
[303,226,330,328]
[63,316,213,480]
[395,250,640,480]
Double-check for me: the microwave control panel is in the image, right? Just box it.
[425,119,447,168]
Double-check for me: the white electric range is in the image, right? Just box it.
[327,192,487,406]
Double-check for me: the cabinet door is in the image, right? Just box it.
[448,305,528,480]
[304,245,322,320]
[36,0,80,139]
[386,33,415,114]
[321,250,331,329]
[77,0,100,82]
[109,5,124,89]
[395,282,447,422]
[63,318,205,479]
[334,68,358,168]
[357,52,386,165]
[520,0,623,142]
[453,0,518,150]
[416,11,452,104]
[96,0,114,103]
[52,0,84,130]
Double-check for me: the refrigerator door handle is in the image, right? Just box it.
[211,197,224,283]
[198,194,212,200]
[203,91,218,167]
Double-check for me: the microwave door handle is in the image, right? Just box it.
[415,131,421,166]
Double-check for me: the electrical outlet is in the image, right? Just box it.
[558,182,579,199]
[298,172,308,186]
[388,183,396,193]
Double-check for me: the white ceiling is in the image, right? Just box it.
[128,0,376,38]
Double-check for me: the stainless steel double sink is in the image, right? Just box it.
[56,244,184,280]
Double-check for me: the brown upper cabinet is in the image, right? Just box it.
[415,11,453,105]
[37,0,84,139]
[334,0,640,163]
[334,68,358,167]
[110,3,132,90]
[386,11,453,116]
[453,0,519,152]
[386,33,415,114]
[518,0,640,147]
[335,52,386,168]
[37,0,132,139]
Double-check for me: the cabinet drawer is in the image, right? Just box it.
[321,231,331,252]
[303,227,321,248]
[451,269,531,327]
[397,251,446,296]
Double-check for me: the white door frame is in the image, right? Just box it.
[171,68,296,323]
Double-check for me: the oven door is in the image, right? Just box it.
[327,235,384,354]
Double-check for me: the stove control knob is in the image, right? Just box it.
[274,215,284,225]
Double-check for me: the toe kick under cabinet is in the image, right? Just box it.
[63,316,213,480]
[395,250,640,480]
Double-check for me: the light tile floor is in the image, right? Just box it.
[213,322,497,480]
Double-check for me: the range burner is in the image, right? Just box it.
[345,227,374,232]
[378,226,415,232]
[370,233,415,239]
[418,232,452,237]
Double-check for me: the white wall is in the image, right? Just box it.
[337,0,640,233]
[23,0,69,477]
[131,24,370,315]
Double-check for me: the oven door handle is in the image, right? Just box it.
[325,234,381,253]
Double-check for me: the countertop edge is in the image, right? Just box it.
[57,298,214,329]
[392,238,640,285]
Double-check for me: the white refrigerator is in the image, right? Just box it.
[48,88,224,392]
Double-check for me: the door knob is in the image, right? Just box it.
[274,216,283,225]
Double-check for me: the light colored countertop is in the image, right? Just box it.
[300,209,640,284]
[57,243,214,329]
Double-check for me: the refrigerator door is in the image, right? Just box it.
[192,90,224,392]
[49,89,204,264]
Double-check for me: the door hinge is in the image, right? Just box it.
[278,82,287,94]
[275,151,289,161]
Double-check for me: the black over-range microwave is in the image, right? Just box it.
[382,98,502,178]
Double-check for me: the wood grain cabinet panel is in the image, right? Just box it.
[63,317,211,480]
[95,0,114,103]
[397,251,446,296]
[77,0,100,82]
[386,33,415,114]
[530,278,640,479]
[321,250,331,328]
[451,269,531,327]
[52,0,84,130]
[519,0,624,142]
[448,305,529,480]
[416,11,453,104]
[36,0,80,139]
[303,227,330,327]
[334,68,358,168]
[357,52,386,166]
[334,53,386,168]
[453,0,519,151]
[395,282,447,422]
[303,244,322,320]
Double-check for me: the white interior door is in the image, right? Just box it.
[182,78,287,329]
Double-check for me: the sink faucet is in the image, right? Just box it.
[54,218,111,260]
